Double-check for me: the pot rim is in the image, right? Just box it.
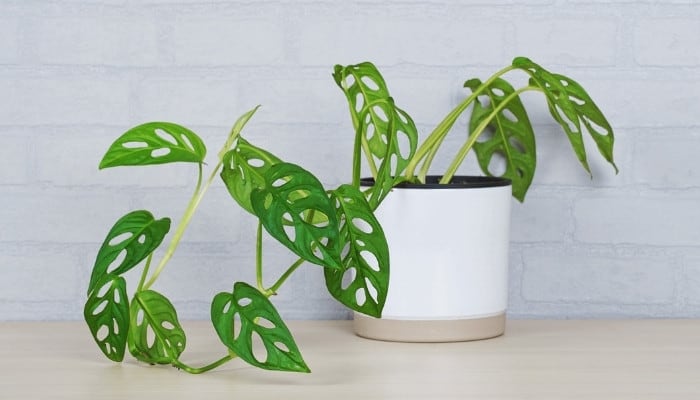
[360,175,512,189]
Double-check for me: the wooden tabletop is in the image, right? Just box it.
[1,319,699,399]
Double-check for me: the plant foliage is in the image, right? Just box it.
[84,106,390,375]
[333,57,617,202]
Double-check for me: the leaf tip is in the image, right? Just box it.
[512,56,532,67]
[611,161,620,175]
[332,65,345,86]
[98,157,111,170]
[463,78,482,90]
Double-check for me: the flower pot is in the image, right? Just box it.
[355,176,512,342]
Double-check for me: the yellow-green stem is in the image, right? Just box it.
[351,115,363,187]
[266,257,306,296]
[172,354,236,374]
[404,65,516,181]
[142,162,218,290]
[136,253,154,292]
[255,221,264,291]
[341,77,378,181]
[439,85,541,183]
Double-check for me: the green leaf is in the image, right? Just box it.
[325,185,389,317]
[99,122,207,169]
[218,105,261,161]
[466,78,537,202]
[512,57,618,174]
[220,137,282,215]
[87,210,170,296]
[83,274,129,362]
[251,162,342,269]
[333,63,419,188]
[360,98,409,209]
[128,290,186,365]
[211,282,310,373]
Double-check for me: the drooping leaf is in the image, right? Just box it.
[99,122,207,169]
[211,282,310,373]
[358,98,409,209]
[220,137,282,215]
[325,185,389,317]
[218,105,261,161]
[512,57,617,174]
[88,210,170,296]
[128,290,186,365]
[251,162,342,269]
[83,274,129,362]
[465,77,537,202]
[333,63,418,189]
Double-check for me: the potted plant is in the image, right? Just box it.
[331,57,618,342]
[83,106,391,373]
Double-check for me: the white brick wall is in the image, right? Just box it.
[0,76,131,125]
[514,19,619,66]
[29,17,160,66]
[634,19,700,66]
[1,0,699,321]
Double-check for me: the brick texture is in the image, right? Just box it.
[1,1,700,321]
[634,19,700,66]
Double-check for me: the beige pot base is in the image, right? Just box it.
[353,312,506,343]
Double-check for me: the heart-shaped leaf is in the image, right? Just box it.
[99,122,207,169]
[512,57,617,175]
[83,274,129,362]
[466,77,537,202]
[88,210,170,296]
[128,290,186,365]
[221,137,282,215]
[325,184,389,317]
[211,282,309,373]
[251,162,342,269]
[333,63,418,189]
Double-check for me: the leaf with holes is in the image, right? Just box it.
[83,274,129,362]
[360,98,411,209]
[128,290,186,365]
[220,137,282,215]
[218,105,261,161]
[87,210,170,296]
[211,282,309,373]
[325,184,389,317]
[251,162,342,269]
[465,77,537,202]
[512,57,617,175]
[99,122,207,169]
[333,63,418,188]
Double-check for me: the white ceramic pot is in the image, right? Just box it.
[354,176,512,342]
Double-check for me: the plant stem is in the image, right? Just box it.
[404,65,516,181]
[255,221,264,291]
[143,163,220,290]
[439,85,541,183]
[149,119,261,291]
[264,207,321,296]
[351,117,363,187]
[142,115,252,290]
[361,137,379,179]
[171,354,236,374]
[266,257,306,296]
[341,78,378,181]
[136,253,153,292]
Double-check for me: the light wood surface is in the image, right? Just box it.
[1,320,699,399]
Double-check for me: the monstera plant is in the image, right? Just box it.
[331,57,618,343]
[332,56,617,202]
[83,106,389,373]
